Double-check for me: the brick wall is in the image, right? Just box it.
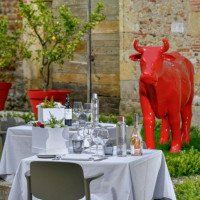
[119,0,200,121]
[0,0,28,110]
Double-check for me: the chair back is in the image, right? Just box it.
[30,161,85,200]
[0,117,25,131]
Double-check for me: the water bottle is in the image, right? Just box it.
[91,93,99,125]
[116,116,127,157]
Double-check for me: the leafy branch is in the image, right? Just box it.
[18,0,105,91]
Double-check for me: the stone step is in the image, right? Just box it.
[0,179,12,200]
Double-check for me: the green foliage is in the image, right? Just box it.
[45,113,64,128]
[190,126,200,136]
[99,113,140,126]
[175,176,200,200]
[165,147,200,178]
[17,0,105,90]
[124,113,134,126]
[40,97,58,108]
[17,112,36,123]
[0,17,21,81]
[0,111,35,123]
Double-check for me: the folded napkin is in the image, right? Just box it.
[61,154,92,161]
[61,154,107,161]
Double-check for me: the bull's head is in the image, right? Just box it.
[129,39,175,85]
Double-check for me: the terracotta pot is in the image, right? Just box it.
[27,90,70,116]
[0,82,12,111]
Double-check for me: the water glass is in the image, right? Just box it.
[97,128,109,157]
[72,139,83,154]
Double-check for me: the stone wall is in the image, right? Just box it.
[0,0,28,111]
[51,0,120,114]
[119,0,200,121]
[1,0,200,121]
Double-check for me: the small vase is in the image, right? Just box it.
[32,126,69,154]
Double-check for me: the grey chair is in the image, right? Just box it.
[0,117,25,152]
[25,161,104,200]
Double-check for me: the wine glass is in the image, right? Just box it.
[83,103,91,121]
[73,101,83,125]
[82,123,93,153]
[92,127,101,157]
[97,128,109,157]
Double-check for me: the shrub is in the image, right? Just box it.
[0,111,35,123]
[166,147,200,178]
[99,113,141,126]
[175,176,200,200]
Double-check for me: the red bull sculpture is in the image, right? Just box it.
[129,39,194,153]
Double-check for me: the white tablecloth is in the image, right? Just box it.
[8,150,176,200]
[0,124,116,181]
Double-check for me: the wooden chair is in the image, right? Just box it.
[25,161,104,200]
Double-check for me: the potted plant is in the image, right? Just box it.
[18,0,105,115]
[37,97,65,123]
[32,113,67,154]
[0,17,21,110]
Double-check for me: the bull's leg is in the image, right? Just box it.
[140,94,156,149]
[181,103,192,144]
[168,111,182,153]
[159,117,170,144]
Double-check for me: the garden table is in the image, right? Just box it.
[0,124,116,182]
[8,150,176,200]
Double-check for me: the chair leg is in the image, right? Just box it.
[25,171,32,200]
[0,131,7,153]
[84,180,91,200]
[0,135,3,153]
[1,134,6,151]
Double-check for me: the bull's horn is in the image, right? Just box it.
[134,40,143,53]
[160,38,169,53]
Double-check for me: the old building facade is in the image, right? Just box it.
[1,0,200,124]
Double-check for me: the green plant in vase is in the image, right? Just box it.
[39,97,63,108]
[33,112,64,128]
[18,0,105,91]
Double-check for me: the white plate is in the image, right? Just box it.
[37,154,56,159]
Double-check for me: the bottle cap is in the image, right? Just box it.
[118,116,125,122]
[92,93,98,99]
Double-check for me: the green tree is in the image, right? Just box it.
[18,0,105,91]
[0,17,21,82]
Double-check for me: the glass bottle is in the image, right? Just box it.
[116,116,127,157]
[130,113,142,156]
[91,93,99,125]
[64,94,72,126]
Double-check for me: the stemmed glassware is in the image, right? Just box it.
[73,101,83,125]
[92,127,101,157]
[82,123,93,153]
[83,103,91,121]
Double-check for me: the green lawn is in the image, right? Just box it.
[140,123,200,155]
